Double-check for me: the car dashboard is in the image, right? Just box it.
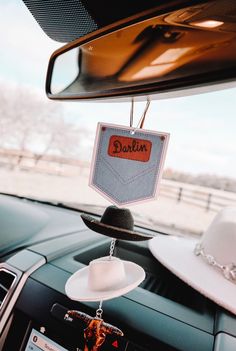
[0,194,236,351]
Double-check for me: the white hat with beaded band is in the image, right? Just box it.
[149,207,236,315]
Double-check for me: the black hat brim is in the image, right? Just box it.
[81,214,154,241]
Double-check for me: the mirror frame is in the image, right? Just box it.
[46,0,236,101]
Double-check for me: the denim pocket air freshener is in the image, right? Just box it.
[90,122,169,206]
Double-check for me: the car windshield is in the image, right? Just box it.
[1,1,236,237]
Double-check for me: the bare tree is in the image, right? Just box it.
[34,115,88,164]
[0,84,90,169]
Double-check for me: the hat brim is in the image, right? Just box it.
[149,235,236,315]
[65,260,145,302]
[81,214,154,241]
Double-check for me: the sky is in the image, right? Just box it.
[0,0,236,178]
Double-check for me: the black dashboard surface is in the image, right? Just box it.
[0,194,87,258]
[1,194,236,351]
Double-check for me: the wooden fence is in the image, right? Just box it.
[0,148,235,212]
[160,181,236,212]
[0,148,90,176]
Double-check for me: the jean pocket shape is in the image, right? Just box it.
[90,124,169,205]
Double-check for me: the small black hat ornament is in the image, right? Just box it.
[81,205,154,241]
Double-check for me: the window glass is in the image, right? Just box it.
[0,0,235,236]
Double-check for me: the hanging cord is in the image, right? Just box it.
[130,97,134,128]
[96,300,103,319]
[95,240,116,319]
[109,238,116,259]
[96,238,116,319]
[129,98,151,134]
[139,98,150,129]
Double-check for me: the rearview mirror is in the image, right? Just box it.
[50,47,80,95]
[46,0,236,101]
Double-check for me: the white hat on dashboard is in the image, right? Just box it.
[149,207,236,315]
[65,256,145,302]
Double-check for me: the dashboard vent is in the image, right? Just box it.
[74,239,214,312]
[0,268,17,310]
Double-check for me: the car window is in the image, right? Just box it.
[1,0,236,237]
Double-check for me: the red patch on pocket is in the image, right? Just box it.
[108,135,152,162]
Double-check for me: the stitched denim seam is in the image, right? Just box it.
[100,155,156,184]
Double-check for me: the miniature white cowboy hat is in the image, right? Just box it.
[65,256,145,302]
[149,207,236,315]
